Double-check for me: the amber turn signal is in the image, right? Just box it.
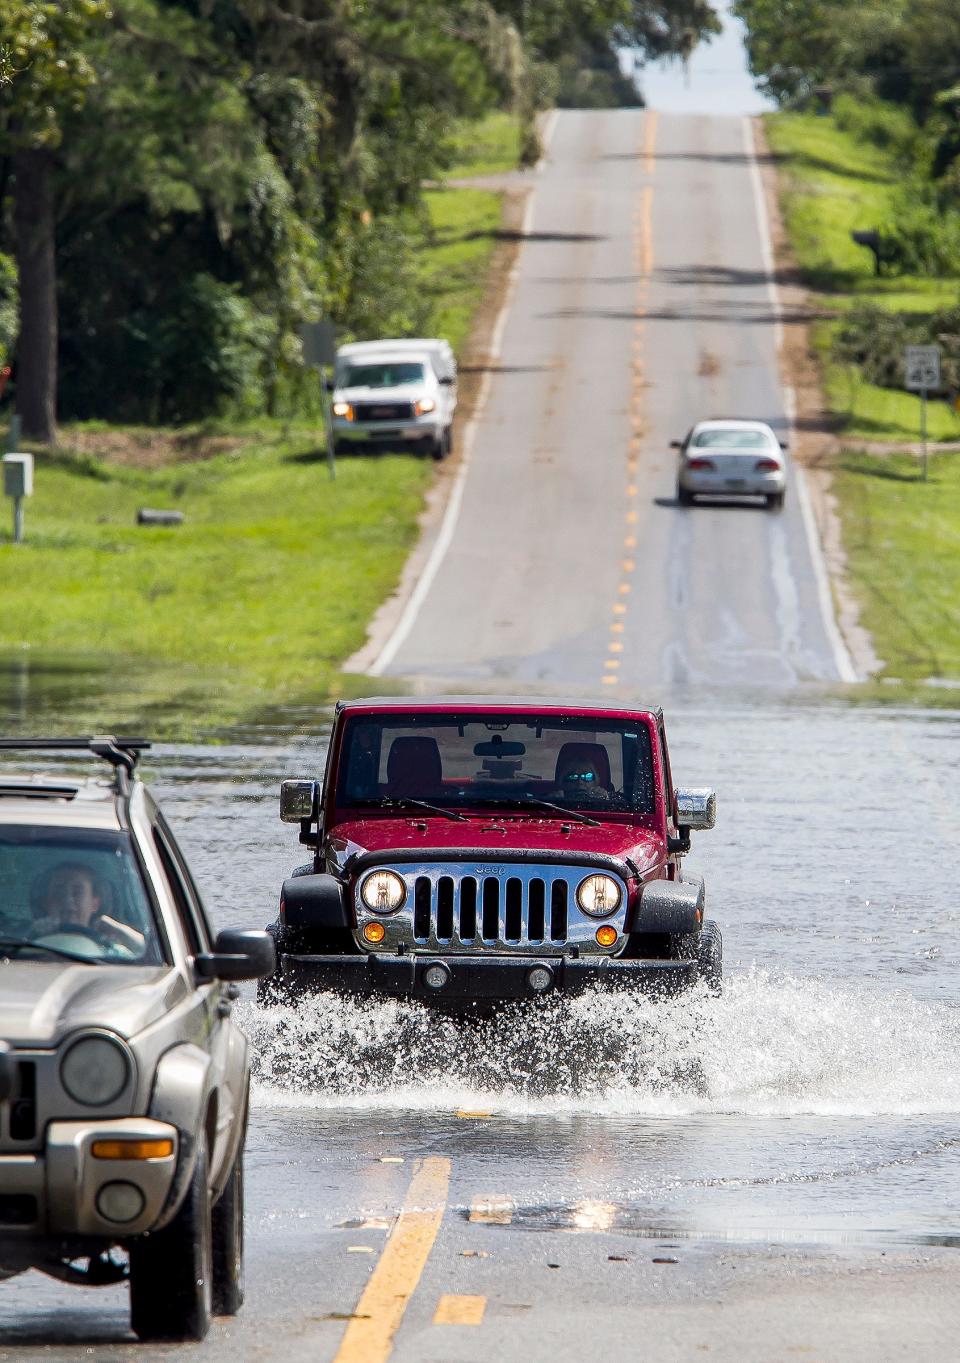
[362,922,386,944]
[595,925,618,947]
[91,1139,175,1161]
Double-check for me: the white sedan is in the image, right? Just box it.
[673,419,787,510]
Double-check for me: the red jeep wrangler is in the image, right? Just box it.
[261,698,719,1009]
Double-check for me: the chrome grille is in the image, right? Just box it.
[355,862,628,956]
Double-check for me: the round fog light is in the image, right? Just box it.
[595,925,618,948]
[423,963,450,990]
[526,965,554,994]
[96,1181,145,1224]
[362,922,386,944]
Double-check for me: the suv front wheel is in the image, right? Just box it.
[129,1134,213,1341]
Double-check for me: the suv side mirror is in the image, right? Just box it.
[195,928,276,981]
[438,374,454,385]
[669,439,682,449]
[675,787,717,830]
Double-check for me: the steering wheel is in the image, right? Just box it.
[34,922,132,959]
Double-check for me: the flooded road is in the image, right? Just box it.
[2,695,958,1359]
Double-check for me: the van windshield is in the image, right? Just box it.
[0,826,165,964]
[343,363,425,388]
[337,715,656,815]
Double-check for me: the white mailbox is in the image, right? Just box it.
[3,452,33,498]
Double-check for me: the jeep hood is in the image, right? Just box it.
[327,816,664,875]
[0,962,187,1047]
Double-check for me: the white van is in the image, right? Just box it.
[331,339,457,459]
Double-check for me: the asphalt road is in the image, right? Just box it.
[369,109,850,690]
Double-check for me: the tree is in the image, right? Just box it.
[0,1,110,442]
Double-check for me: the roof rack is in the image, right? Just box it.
[0,737,150,786]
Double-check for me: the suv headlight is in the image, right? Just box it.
[359,870,406,914]
[576,874,622,917]
[60,1034,131,1106]
[415,397,436,416]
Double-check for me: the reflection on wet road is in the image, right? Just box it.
[2,697,958,1359]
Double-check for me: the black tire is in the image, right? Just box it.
[430,431,447,461]
[697,920,723,995]
[129,1135,212,1342]
[211,1139,245,1315]
[677,484,694,506]
[766,491,785,511]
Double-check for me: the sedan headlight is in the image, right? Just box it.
[332,401,353,419]
[576,873,622,917]
[359,870,406,914]
[60,1035,130,1106]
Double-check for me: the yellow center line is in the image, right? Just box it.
[641,184,654,278]
[469,1195,513,1225]
[333,1157,451,1363]
[434,1294,487,1326]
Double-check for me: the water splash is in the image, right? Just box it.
[242,969,960,1118]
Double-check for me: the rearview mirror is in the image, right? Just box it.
[195,929,276,982]
[675,787,716,830]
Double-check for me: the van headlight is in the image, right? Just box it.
[576,874,622,917]
[60,1035,130,1106]
[359,870,406,914]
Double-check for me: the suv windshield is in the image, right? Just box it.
[337,715,655,815]
[343,362,425,388]
[0,826,165,964]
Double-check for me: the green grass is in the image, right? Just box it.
[421,186,503,354]
[0,433,430,733]
[0,158,508,735]
[766,110,960,442]
[835,448,960,680]
[443,112,521,179]
[769,104,960,683]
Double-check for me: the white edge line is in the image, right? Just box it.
[742,116,859,685]
[368,115,558,676]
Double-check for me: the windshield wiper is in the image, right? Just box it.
[480,798,601,827]
[0,937,98,964]
[381,798,470,823]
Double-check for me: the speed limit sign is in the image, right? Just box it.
[905,345,941,391]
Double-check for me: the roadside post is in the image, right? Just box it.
[3,452,34,544]
[904,344,941,481]
[299,321,338,481]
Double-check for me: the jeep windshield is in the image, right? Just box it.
[336,715,655,815]
[0,826,165,964]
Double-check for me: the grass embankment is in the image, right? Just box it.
[768,107,960,684]
[0,150,515,734]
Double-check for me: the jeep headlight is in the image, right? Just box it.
[359,870,406,914]
[60,1035,130,1106]
[576,873,621,917]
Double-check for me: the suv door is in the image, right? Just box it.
[152,816,238,1181]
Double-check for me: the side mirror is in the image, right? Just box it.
[438,374,454,386]
[669,439,682,450]
[675,787,716,830]
[280,779,317,823]
[323,375,335,391]
[779,441,788,451]
[195,928,276,982]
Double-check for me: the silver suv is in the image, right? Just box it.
[0,737,275,1342]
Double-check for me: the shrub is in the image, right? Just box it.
[834,300,960,397]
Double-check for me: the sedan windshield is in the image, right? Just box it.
[0,826,165,964]
[343,362,425,388]
[337,715,656,815]
[692,427,773,449]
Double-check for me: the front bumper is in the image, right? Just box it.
[273,951,697,1006]
[0,1117,178,1243]
[333,418,439,445]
